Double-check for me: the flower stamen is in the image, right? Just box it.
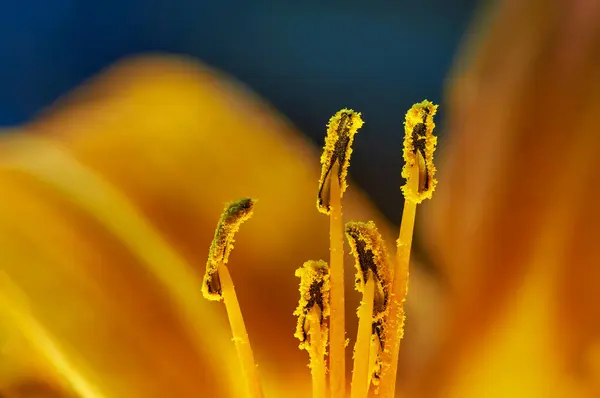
[379,100,438,398]
[401,100,438,203]
[202,198,255,301]
[346,221,391,398]
[317,109,364,398]
[317,109,364,214]
[294,260,330,398]
[202,198,263,398]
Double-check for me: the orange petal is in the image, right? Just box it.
[418,1,600,397]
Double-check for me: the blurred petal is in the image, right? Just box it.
[419,1,600,397]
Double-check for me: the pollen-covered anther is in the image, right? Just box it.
[293,260,331,352]
[345,221,391,393]
[317,109,364,214]
[202,198,255,301]
[294,260,330,398]
[401,100,438,204]
[201,197,263,398]
[345,221,390,318]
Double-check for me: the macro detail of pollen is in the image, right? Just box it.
[0,54,438,397]
[0,56,427,398]
[1,0,600,397]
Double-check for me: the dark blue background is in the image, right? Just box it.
[0,0,477,223]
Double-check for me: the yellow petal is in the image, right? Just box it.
[418,1,600,397]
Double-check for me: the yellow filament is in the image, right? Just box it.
[367,335,380,388]
[329,161,347,398]
[308,306,326,398]
[219,264,264,398]
[378,162,419,398]
[351,271,375,398]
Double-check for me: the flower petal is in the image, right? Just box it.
[418,1,600,396]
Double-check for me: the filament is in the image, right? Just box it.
[329,161,347,398]
[308,306,327,398]
[351,271,375,398]
[219,264,264,398]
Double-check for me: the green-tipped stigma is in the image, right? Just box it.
[202,198,255,301]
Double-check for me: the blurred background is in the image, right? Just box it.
[3,2,600,397]
[0,0,477,225]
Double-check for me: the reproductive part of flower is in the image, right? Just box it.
[0,57,418,398]
[346,221,391,390]
[202,198,255,301]
[317,109,364,214]
[377,100,438,398]
[401,100,438,204]
[201,197,263,398]
[316,108,364,398]
[294,260,330,398]
[293,260,331,352]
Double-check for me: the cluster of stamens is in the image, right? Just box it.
[202,101,438,398]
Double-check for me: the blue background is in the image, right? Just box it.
[0,0,477,223]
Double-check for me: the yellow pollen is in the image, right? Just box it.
[401,100,439,204]
[345,221,391,396]
[317,109,364,214]
[202,198,255,301]
[294,260,330,398]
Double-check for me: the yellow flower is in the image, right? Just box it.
[4,1,597,396]
[0,55,425,397]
